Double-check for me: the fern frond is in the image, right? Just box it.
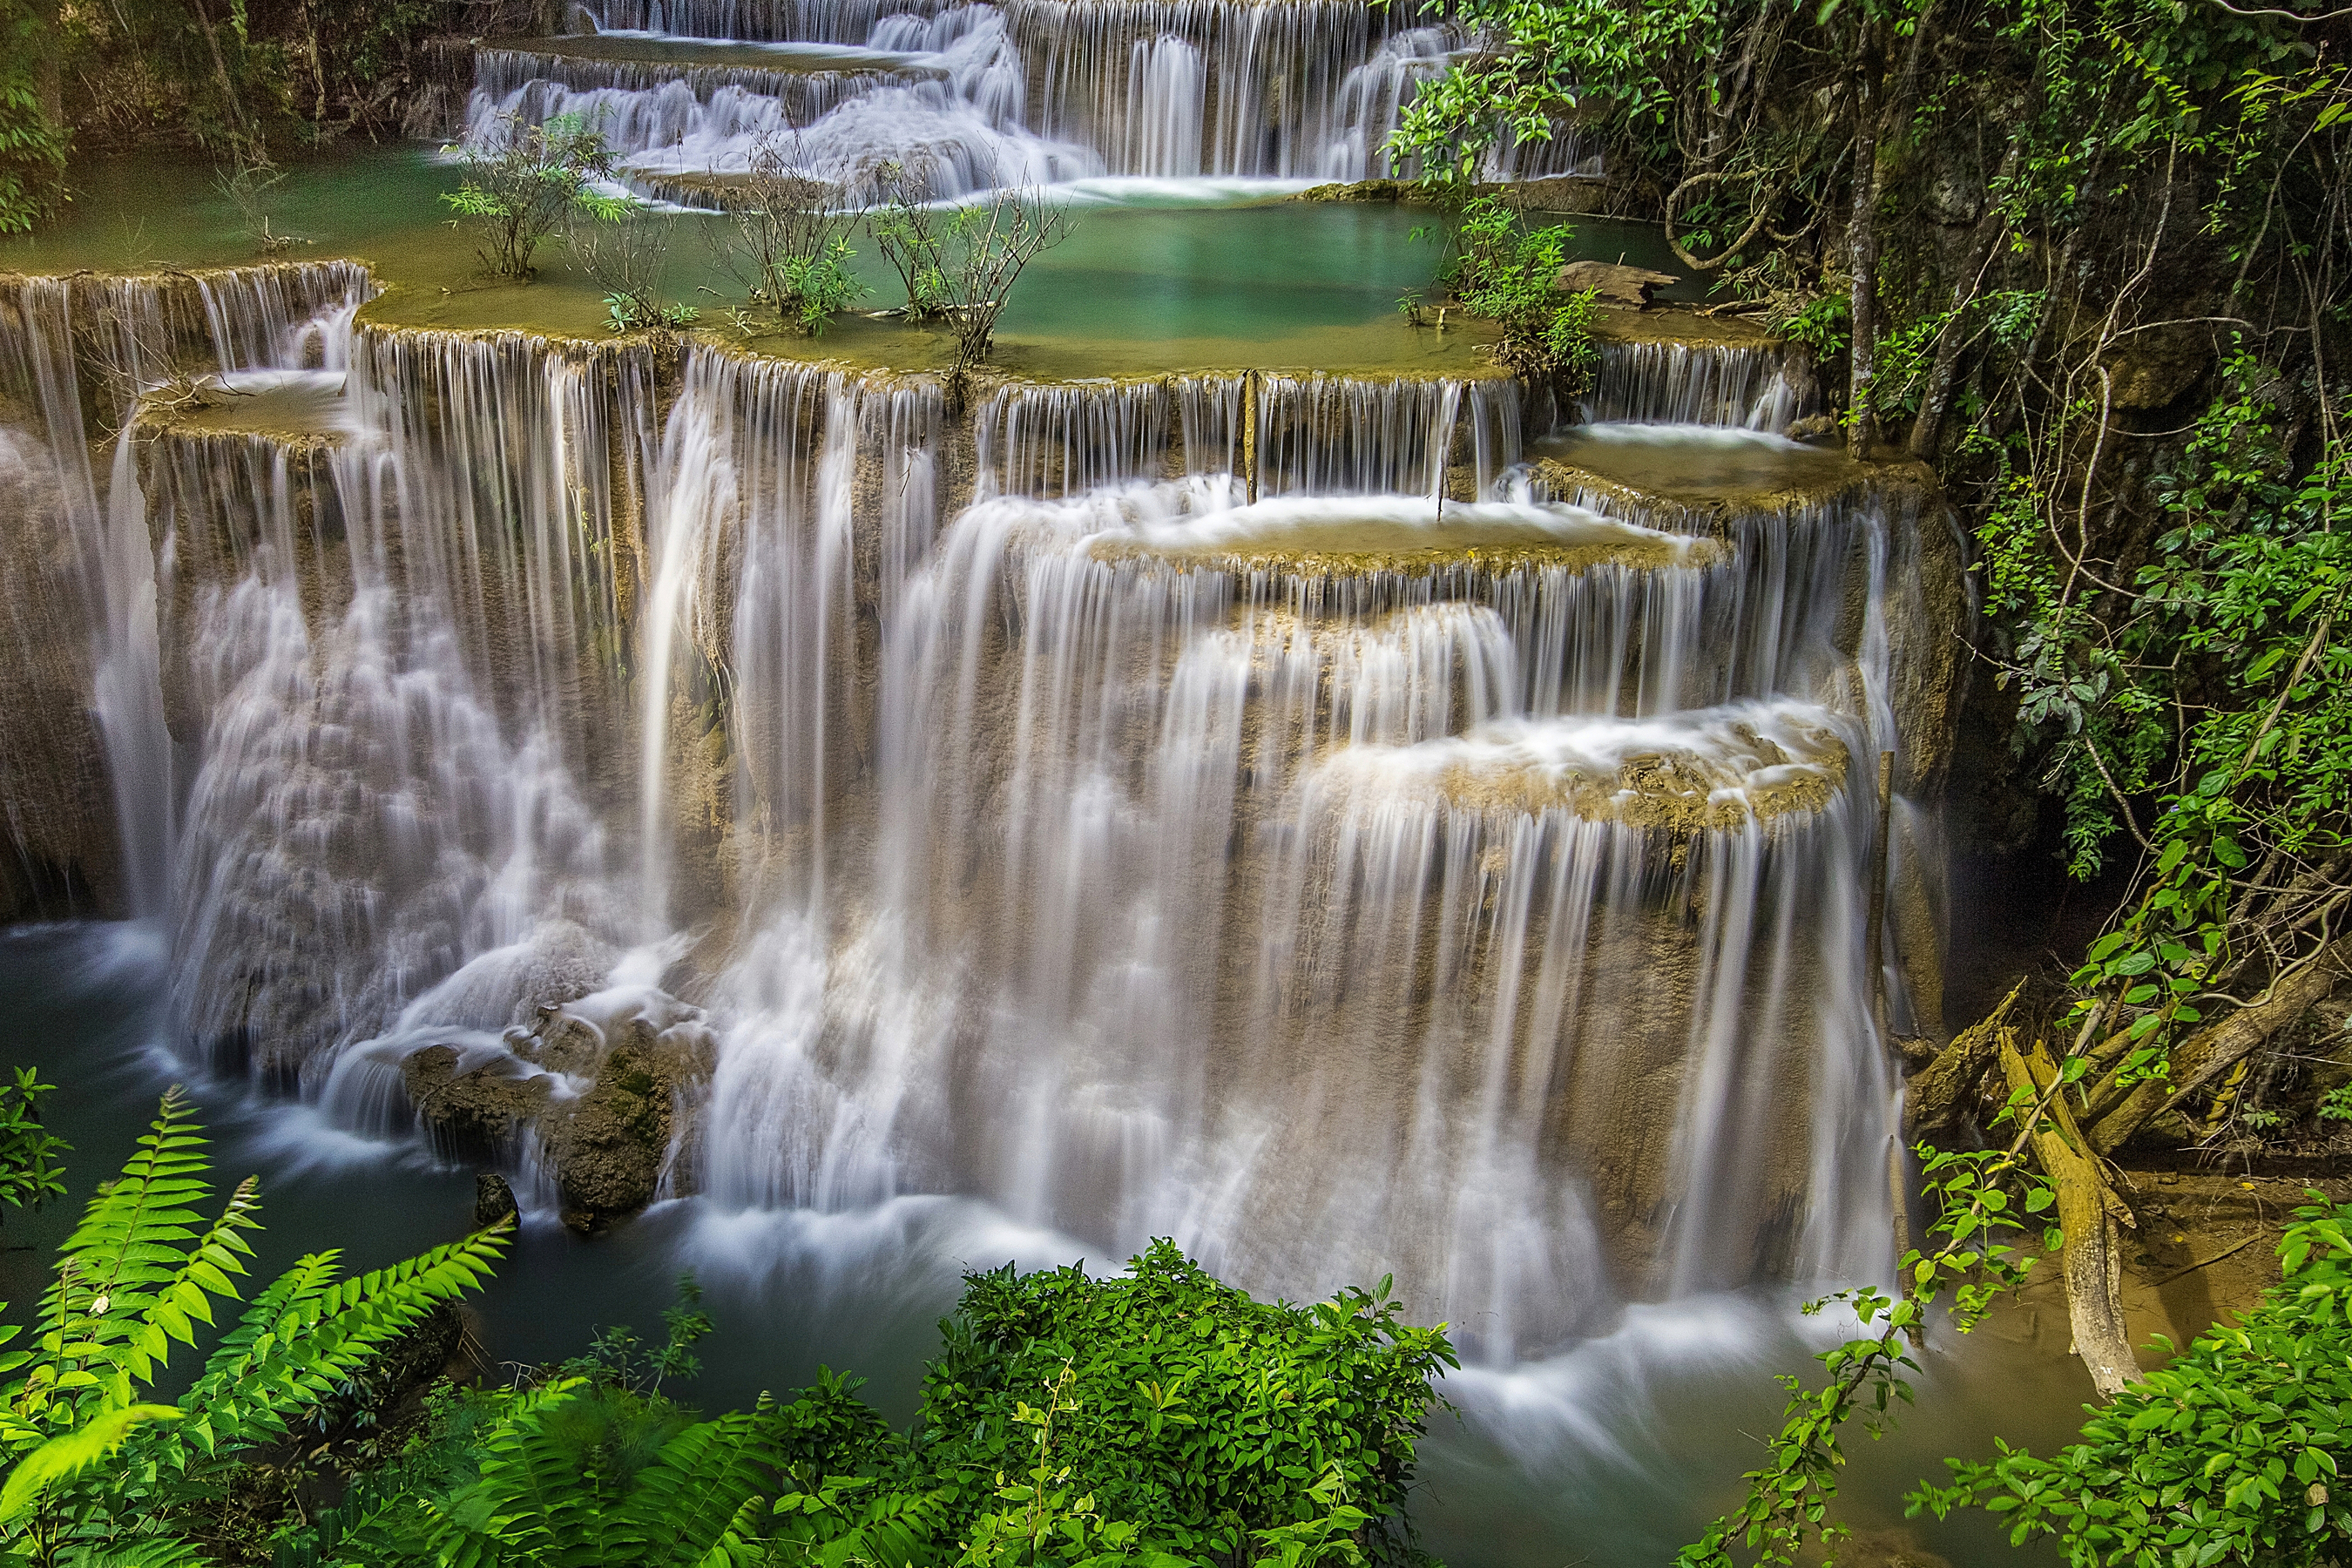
[618,1408,788,1565]
[54,1536,209,1568]
[425,1377,593,1567]
[169,1220,512,1461]
[31,1092,257,1412]
[0,1402,179,1524]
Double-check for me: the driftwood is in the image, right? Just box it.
[1998,1032,2140,1397]
[1903,979,2023,1140]
[2087,936,2352,1154]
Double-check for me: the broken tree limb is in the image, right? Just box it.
[1998,1031,2140,1398]
[2088,936,2352,1156]
[1903,979,2023,1140]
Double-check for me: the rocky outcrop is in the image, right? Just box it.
[401,990,715,1234]
[0,416,120,921]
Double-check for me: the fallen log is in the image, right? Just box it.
[1903,979,2023,1140]
[2087,936,2352,1155]
[1999,1031,2139,1398]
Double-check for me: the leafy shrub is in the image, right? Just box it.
[0,1,70,235]
[716,129,869,336]
[916,1240,1456,1564]
[0,1066,65,1214]
[1911,1197,2352,1566]
[868,165,1077,404]
[1433,197,1598,395]
[304,1240,1454,1568]
[441,112,620,280]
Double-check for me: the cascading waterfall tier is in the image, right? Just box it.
[0,262,369,921]
[478,0,1593,196]
[0,260,1966,1363]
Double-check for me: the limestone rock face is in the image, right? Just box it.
[533,1009,709,1230]
[2100,321,2213,411]
[1557,260,1681,308]
[0,413,123,921]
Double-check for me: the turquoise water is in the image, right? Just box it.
[0,145,1680,374]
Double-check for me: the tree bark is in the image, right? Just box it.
[2088,937,2352,1155]
[1999,1033,2139,1397]
[1846,41,1881,460]
[1903,980,2022,1140]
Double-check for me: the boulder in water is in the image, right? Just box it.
[538,1014,709,1233]
[402,1044,551,1166]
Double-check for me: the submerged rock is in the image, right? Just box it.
[474,1172,518,1230]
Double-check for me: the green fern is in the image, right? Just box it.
[0,1090,511,1562]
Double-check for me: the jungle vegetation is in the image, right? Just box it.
[1390,0,2351,1559]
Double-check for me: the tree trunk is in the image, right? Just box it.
[2088,938,2352,1154]
[1903,980,2023,1140]
[1999,1034,2139,1397]
[1846,46,1880,460]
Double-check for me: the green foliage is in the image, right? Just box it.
[306,1243,1450,1568]
[443,113,621,280]
[868,168,1076,402]
[713,132,870,337]
[1911,1198,2352,1565]
[1432,198,1599,395]
[0,1088,510,1565]
[773,241,865,336]
[0,0,69,233]
[1977,358,2349,1077]
[916,1240,1455,1564]
[1680,1136,2057,1568]
[1384,0,1719,187]
[0,1067,67,1215]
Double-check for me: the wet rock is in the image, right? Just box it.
[1784,413,1841,444]
[537,1014,712,1233]
[474,1172,518,1230]
[2101,321,2213,410]
[1294,179,1417,203]
[1556,260,1680,308]
[402,1044,551,1167]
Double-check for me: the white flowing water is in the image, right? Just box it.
[465,0,1597,198]
[0,263,1935,1376]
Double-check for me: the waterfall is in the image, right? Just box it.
[1582,341,1820,430]
[0,253,1953,1363]
[476,0,1590,193]
[0,263,369,917]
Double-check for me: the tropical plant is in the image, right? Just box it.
[0,1088,510,1565]
[570,193,702,335]
[0,1067,66,1215]
[0,0,70,234]
[1911,1195,2352,1566]
[294,1241,1450,1568]
[442,112,622,280]
[868,165,1077,405]
[1430,197,1598,395]
[714,128,869,336]
[1677,1119,2058,1568]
